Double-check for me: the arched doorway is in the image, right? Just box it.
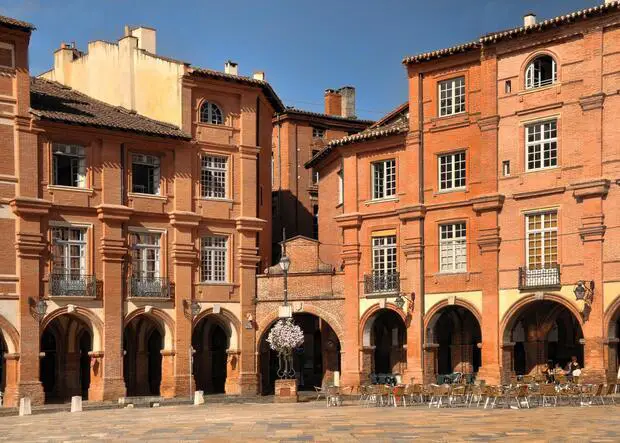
[360,308,406,380]
[0,333,6,394]
[426,305,481,380]
[192,316,231,394]
[505,299,583,377]
[259,313,341,394]
[40,314,93,403]
[124,315,164,396]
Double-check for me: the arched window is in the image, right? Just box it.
[525,55,557,89]
[199,101,223,125]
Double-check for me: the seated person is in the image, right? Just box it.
[565,356,580,375]
[553,363,565,376]
[541,362,554,382]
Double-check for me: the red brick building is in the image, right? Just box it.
[294,0,620,388]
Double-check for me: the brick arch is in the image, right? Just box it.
[125,307,175,351]
[193,308,241,351]
[41,306,103,352]
[500,293,584,343]
[423,299,482,343]
[359,303,407,348]
[197,98,226,125]
[519,49,561,88]
[604,294,620,339]
[0,314,19,354]
[257,303,344,347]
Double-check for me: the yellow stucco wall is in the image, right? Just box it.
[499,285,580,324]
[424,291,483,316]
[604,281,620,316]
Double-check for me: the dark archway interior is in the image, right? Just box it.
[0,333,6,393]
[124,316,163,396]
[430,306,481,376]
[192,316,229,394]
[259,313,340,394]
[40,315,93,403]
[372,309,406,375]
[509,300,583,376]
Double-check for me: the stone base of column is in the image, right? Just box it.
[93,377,126,402]
[238,372,259,395]
[225,376,240,395]
[4,381,45,407]
[274,379,298,403]
[476,364,501,385]
[168,374,193,399]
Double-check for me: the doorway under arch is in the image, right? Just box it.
[192,316,231,394]
[124,315,164,396]
[360,308,407,380]
[40,314,93,403]
[504,299,583,377]
[0,333,6,394]
[259,313,341,395]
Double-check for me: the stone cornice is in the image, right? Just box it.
[335,212,362,229]
[570,179,610,200]
[10,197,52,217]
[513,186,566,200]
[238,144,260,157]
[235,216,266,233]
[169,210,201,228]
[471,194,505,214]
[579,92,606,111]
[398,205,426,223]
[96,204,133,222]
[477,115,500,132]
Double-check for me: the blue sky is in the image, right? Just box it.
[0,0,602,120]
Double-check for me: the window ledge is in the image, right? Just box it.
[436,271,468,276]
[197,281,234,287]
[47,295,97,301]
[364,196,399,206]
[435,187,466,195]
[127,296,172,302]
[433,110,467,121]
[47,185,94,195]
[519,83,560,96]
[524,165,560,175]
[128,192,168,201]
[200,197,233,203]
[196,122,234,130]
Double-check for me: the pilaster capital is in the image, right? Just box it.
[4,353,19,361]
[96,204,133,223]
[579,214,606,243]
[238,144,260,158]
[579,92,605,111]
[10,197,52,217]
[570,178,610,200]
[335,212,362,229]
[235,216,266,233]
[398,205,426,223]
[471,194,504,214]
[170,243,198,265]
[341,245,361,266]
[169,210,201,228]
[402,237,424,259]
[477,227,501,254]
[406,130,421,145]
[477,115,500,132]
[88,351,104,359]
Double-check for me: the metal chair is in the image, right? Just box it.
[326,386,342,407]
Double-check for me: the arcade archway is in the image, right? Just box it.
[124,315,164,396]
[361,308,407,380]
[503,298,583,377]
[40,314,93,403]
[259,313,341,394]
[426,305,481,379]
[0,333,7,394]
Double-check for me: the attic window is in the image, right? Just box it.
[525,55,557,89]
[0,42,14,69]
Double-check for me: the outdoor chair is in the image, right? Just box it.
[326,386,342,407]
[467,384,483,407]
[593,383,606,406]
[483,385,502,409]
[314,385,327,401]
[540,383,558,407]
[406,384,424,404]
[428,384,451,408]
[449,384,467,407]
[392,386,407,407]
[364,385,380,407]
[602,384,616,405]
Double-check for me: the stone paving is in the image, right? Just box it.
[0,400,619,442]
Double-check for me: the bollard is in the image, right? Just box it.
[71,396,83,412]
[19,397,32,416]
[194,390,205,405]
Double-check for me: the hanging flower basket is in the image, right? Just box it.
[267,318,304,379]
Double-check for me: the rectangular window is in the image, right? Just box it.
[438,77,465,117]
[526,120,557,171]
[0,42,14,69]
[312,127,325,139]
[200,236,228,282]
[439,223,467,273]
[372,235,397,276]
[337,168,344,205]
[312,205,319,240]
[51,226,87,277]
[502,160,511,177]
[311,150,319,185]
[201,155,227,199]
[52,143,86,188]
[131,232,161,280]
[439,151,466,191]
[526,212,558,270]
[131,154,160,195]
[372,159,396,200]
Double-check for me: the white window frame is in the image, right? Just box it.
[130,231,161,280]
[525,56,557,90]
[438,77,465,117]
[337,168,344,205]
[200,235,228,283]
[372,159,396,200]
[0,42,15,69]
[131,153,161,195]
[438,151,466,191]
[51,225,87,277]
[312,127,325,139]
[201,154,228,199]
[439,223,467,273]
[525,211,558,270]
[372,235,397,276]
[199,101,223,125]
[52,143,86,188]
[525,120,558,172]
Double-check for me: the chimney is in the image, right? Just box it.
[324,89,342,116]
[523,13,536,27]
[129,26,157,54]
[224,60,238,76]
[253,71,265,81]
[338,86,356,118]
[54,42,77,84]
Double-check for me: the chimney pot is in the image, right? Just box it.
[253,71,265,81]
[337,86,356,118]
[324,89,342,116]
[523,13,536,27]
[124,25,131,36]
[224,60,238,76]
[129,26,157,54]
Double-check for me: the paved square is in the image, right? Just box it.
[1,401,619,442]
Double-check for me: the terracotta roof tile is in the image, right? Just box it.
[276,107,374,125]
[0,15,35,32]
[30,78,191,140]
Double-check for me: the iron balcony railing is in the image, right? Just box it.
[518,265,561,290]
[364,272,400,294]
[49,273,97,297]
[130,276,171,298]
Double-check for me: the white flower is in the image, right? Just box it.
[266,318,304,352]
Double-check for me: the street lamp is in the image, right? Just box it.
[187,299,201,401]
[278,253,292,318]
[30,297,48,322]
[574,280,594,319]
[394,292,415,314]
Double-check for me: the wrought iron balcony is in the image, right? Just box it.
[49,273,97,297]
[130,276,171,298]
[364,272,400,295]
[518,265,561,290]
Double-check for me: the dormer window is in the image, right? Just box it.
[525,55,557,90]
[199,101,223,125]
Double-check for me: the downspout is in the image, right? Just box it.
[418,72,426,366]
[294,124,299,235]
[120,143,127,304]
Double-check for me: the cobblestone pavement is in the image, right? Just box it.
[1,400,619,442]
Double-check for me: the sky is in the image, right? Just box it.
[0,0,604,120]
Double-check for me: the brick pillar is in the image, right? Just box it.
[88,351,104,401]
[3,354,20,407]
[64,352,81,397]
[360,346,374,384]
[160,350,175,398]
[423,344,439,384]
[605,339,618,382]
[225,350,241,394]
[96,204,131,400]
[500,343,515,383]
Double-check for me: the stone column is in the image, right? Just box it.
[500,343,515,383]
[88,351,104,401]
[359,346,374,384]
[160,350,175,398]
[225,350,241,394]
[605,339,618,382]
[3,354,20,407]
[423,344,439,384]
[64,352,81,397]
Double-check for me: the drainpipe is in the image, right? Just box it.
[418,72,426,369]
